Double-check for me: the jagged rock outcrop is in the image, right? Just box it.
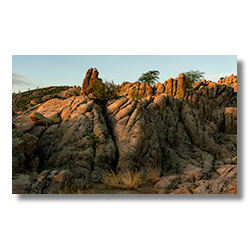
[184,81,237,134]
[106,93,236,175]
[80,68,101,96]
[12,68,237,194]
[218,75,237,92]
[119,81,153,98]
[119,73,187,99]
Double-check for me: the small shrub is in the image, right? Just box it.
[102,170,121,189]
[91,80,120,106]
[132,93,142,106]
[186,82,194,89]
[119,169,143,190]
[138,70,160,85]
[84,132,102,148]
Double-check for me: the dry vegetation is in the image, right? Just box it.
[59,168,161,194]
[102,167,161,190]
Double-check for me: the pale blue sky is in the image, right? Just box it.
[12,55,237,92]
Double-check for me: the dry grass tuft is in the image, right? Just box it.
[102,170,121,189]
[118,169,143,190]
[102,167,160,190]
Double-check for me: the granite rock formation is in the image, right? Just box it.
[12,68,237,194]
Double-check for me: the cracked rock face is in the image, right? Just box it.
[13,96,116,193]
[12,69,237,194]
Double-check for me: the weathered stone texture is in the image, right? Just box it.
[12,69,237,194]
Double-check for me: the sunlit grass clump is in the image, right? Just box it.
[102,167,161,190]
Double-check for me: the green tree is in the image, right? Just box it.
[138,70,160,85]
[91,80,120,106]
[183,70,205,89]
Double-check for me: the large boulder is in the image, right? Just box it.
[29,112,52,127]
[57,87,80,99]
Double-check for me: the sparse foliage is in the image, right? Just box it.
[84,133,102,148]
[132,93,142,106]
[102,166,161,190]
[182,70,205,89]
[102,169,143,190]
[138,70,160,85]
[12,86,70,112]
[91,80,120,106]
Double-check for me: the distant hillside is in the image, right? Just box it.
[12,85,81,115]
